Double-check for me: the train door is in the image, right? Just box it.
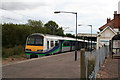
[70,41,72,51]
[47,41,49,50]
[59,40,63,52]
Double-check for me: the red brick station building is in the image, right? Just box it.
[97,11,120,49]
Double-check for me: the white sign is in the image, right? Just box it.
[100,40,109,45]
[113,40,120,48]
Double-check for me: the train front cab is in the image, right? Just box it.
[25,34,44,58]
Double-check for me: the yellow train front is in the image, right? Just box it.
[25,33,45,58]
[25,33,62,58]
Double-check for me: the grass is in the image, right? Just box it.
[2,45,26,64]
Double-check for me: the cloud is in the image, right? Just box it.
[1,2,47,11]
[1,0,120,34]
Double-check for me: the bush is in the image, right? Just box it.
[2,47,14,58]
[87,60,95,77]
[13,45,24,55]
[2,45,24,58]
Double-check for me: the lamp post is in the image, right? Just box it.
[87,25,92,52]
[54,11,78,61]
[78,24,92,52]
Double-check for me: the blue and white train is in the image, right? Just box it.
[25,33,96,58]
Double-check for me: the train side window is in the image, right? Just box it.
[55,41,58,46]
[72,42,75,46]
[51,41,54,47]
[63,42,66,46]
[67,42,70,46]
[64,41,70,46]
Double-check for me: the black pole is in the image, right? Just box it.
[54,11,78,61]
[91,25,92,53]
[75,13,77,61]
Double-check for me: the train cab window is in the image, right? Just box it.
[35,38,43,45]
[55,41,58,46]
[51,41,54,47]
[27,38,34,44]
[27,35,43,46]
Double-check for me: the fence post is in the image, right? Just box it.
[80,48,86,78]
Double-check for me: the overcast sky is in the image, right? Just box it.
[0,0,120,34]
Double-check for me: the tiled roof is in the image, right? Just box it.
[99,13,120,31]
[99,19,114,31]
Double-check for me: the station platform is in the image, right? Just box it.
[2,51,81,78]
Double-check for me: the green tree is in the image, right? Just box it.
[66,33,75,38]
[2,23,32,47]
[56,27,64,36]
[44,21,64,35]
[2,20,65,48]
[27,19,43,27]
[44,21,59,35]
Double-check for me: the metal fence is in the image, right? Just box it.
[85,46,110,79]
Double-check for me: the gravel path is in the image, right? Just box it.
[97,53,120,79]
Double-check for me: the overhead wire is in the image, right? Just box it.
[1,9,37,24]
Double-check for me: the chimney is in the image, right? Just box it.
[114,11,117,14]
[107,18,111,23]
[114,11,120,29]
[118,1,120,14]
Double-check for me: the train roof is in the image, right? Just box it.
[29,33,83,41]
[29,33,96,43]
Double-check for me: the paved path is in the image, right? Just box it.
[97,52,120,78]
[2,51,81,78]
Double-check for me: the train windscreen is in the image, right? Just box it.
[27,35,43,46]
